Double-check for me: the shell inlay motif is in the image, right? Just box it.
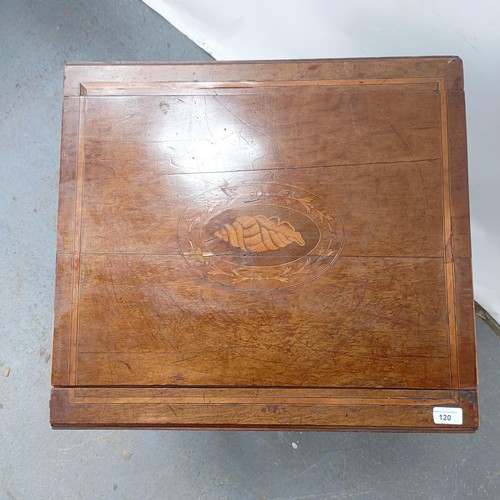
[214,215,305,253]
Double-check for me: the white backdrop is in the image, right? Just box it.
[145,0,500,322]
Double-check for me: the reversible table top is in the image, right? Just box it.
[51,58,478,431]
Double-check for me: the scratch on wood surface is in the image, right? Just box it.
[387,122,412,154]
[118,360,133,372]
[109,271,119,303]
[416,163,430,207]
[348,100,356,128]
[445,234,454,263]
[213,95,283,153]
[203,96,216,141]
[377,112,412,155]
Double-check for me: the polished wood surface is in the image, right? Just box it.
[51,58,477,431]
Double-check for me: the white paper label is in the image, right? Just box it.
[433,407,463,425]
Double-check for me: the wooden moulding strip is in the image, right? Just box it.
[51,98,80,386]
[69,96,87,386]
[438,79,459,389]
[50,387,478,431]
[63,58,464,96]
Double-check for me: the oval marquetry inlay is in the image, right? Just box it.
[177,182,345,290]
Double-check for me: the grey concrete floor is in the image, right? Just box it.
[1,1,499,498]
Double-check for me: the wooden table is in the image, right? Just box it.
[51,58,478,431]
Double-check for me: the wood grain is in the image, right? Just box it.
[56,98,79,254]
[80,163,444,257]
[51,58,477,431]
[63,57,463,97]
[446,89,472,258]
[51,387,478,432]
[82,90,441,171]
[74,255,449,387]
[51,253,74,385]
